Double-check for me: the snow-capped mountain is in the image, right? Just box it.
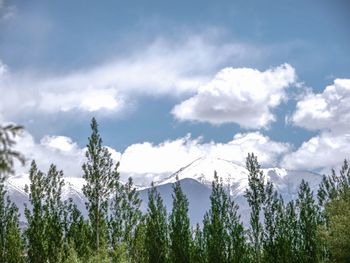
[4,156,323,225]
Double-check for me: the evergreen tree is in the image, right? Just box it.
[145,183,168,263]
[82,117,118,255]
[169,178,191,263]
[296,180,319,263]
[244,153,265,263]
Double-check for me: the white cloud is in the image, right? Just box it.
[0,36,259,121]
[14,132,87,177]
[119,132,290,174]
[281,132,350,171]
[291,79,350,134]
[13,130,289,183]
[172,63,296,128]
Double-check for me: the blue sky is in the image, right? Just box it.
[1,0,350,176]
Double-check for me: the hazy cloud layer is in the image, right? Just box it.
[172,64,296,128]
[0,36,260,121]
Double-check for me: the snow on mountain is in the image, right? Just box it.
[4,156,323,225]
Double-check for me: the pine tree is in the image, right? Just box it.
[145,183,168,263]
[296,180,319,263]
[169,178,191,263]
[244,153,265,263]
[82,117,118,255]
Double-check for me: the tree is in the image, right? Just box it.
[262,181,279,262]
[296,180,319,263]
[0,193,24,263]
[190,224,205,263]
[45,164,66,262]
[244,153,265,263]
[169,178,191,263]
[109,174,142,261]
[0,123,24,263]
[319,188,350,262]
[24,161,48,263]
[65,199,91,260]
[203,172,246,263]
[0,124,24,175]
[82,117,118,255]
[145,183,168,263]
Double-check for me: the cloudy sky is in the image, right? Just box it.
[1,0,350,177]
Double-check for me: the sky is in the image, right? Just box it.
[1,0,350,177]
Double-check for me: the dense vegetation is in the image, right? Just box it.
[0,119,349,262]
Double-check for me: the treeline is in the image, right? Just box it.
[0,119,349,263]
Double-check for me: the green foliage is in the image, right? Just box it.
[0,124,24,176]
[244,153,265,263]
[145,183,168,263]
[296,180,319,263]
[65,199,92,259]
[82,117,118,253]
[24,162,67,263]
[169,178,191,263]
[190,224,205,263]
[203,172,247,263]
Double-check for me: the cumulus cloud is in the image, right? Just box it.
[281,132,350,172]
[291,78,350,134]
[0,36,259,121]
[172,63,296,128]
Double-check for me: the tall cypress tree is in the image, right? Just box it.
[82,117,118,255]
[244,153,265,263]
[145,183,168,263]
[169,178,191,263]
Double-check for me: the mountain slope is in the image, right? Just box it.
[4,156,323,225]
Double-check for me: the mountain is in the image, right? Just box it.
[4,156,323,225]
